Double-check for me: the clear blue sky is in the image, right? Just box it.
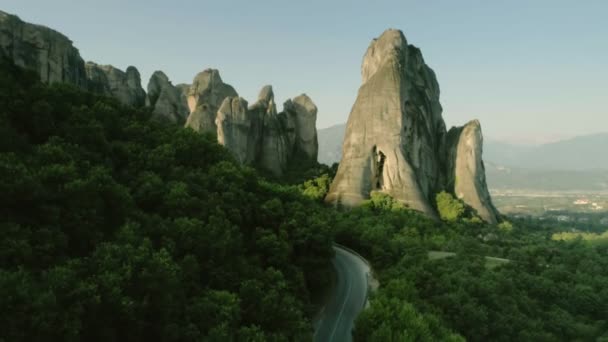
[2,0,607,144]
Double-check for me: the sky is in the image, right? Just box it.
[2,0,607,144]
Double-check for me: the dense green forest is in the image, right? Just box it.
[2,59,608,342]
[0,59,335,341]
[321,192,608,341]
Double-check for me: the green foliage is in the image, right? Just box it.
[0,59,334,341]
[436,191,466,222]
[497,220,514,232]
[336,195,608,341]
[354,280,464,342]
[301,173,332,201]
[362,192,407,212]
[552,230,608,246]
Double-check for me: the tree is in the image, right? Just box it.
[436,191,465,222]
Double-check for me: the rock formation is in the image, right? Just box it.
[1,10,320,178]
[185,69,238,134]
[250,86,290,176]
[283,95,319,161]
[146,71,189,123]
[85,62,146,107]
[326,29,499,223]
[446,120,499,224]
[180,70,319,177]
[0,11,148,108]
[213,84,319,176]
[216,96,261,164]
[0,10,87,88]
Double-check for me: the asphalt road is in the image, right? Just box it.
[314,246,370,342]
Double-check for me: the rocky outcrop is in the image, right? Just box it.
[187,74,319,176]
[326,29,499,223]
[146,71,189,123]
[0,10,87,88]
[446,120,499,223]
[85,62,146,107]
[216,96,262,164]
[251,86,290,176]
[0,11,149,107]
[1,10,320,178]
[283,95,318,161]
[185,69,238,134]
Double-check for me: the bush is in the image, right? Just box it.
[436,191,466,222]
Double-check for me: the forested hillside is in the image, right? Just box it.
[0,59,334,341]
[325,193,608,341]
[2,58,608,342]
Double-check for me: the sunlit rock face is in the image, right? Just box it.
[146,71,189,123]
[182,72,319,177]
[446,120,499,224]
[283,94,319,161]
[216,96,262,165]
[0,10,87,88]
[185,69,238,134]
[85,63,146,107]
[326,29,498,223]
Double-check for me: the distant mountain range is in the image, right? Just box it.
[318,124,608,191]
[484,133,608,171]
[317,123,346,165]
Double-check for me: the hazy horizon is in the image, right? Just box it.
[2,0,607,144]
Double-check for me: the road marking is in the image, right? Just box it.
[328,251,353,342]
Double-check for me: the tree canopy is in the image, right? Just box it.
[0,59,334,341]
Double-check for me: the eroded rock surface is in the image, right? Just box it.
[216,96,262,164]
[0,10,87,88]
[85,62,146,107]
[284,94,318,161]
[447,120,499,224]
[251,86,289,176]
[189,78,318,176]
[147,71,189,123]
[326,29,498,223]
[185,69,238,133]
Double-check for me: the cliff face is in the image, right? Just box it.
[210,82,318,177]
[0,10,149,109]
[146,71,190,123]
[0,10,87,88]
[85,62,146,107]
[216,96,262,165]
[326,29,499,223]
[185,69,238,134]
[446,120,499,224]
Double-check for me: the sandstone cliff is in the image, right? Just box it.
[85,62,146,107]
[446,120,499,223]
[0,10,319,178]
[185,69,238,134]
[0,10,87,88]
[326,29,499,223]
[211,83,319,176]
[146,71,189,123]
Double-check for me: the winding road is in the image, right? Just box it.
[314,246,371,342]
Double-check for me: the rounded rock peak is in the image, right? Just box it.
[190,69,225,92]
[150,70,170,84]
[292,94,317,115]
[218,96,249,114]
[465,119,481,129]
[257,85,274,103]
[361,29,408,83]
